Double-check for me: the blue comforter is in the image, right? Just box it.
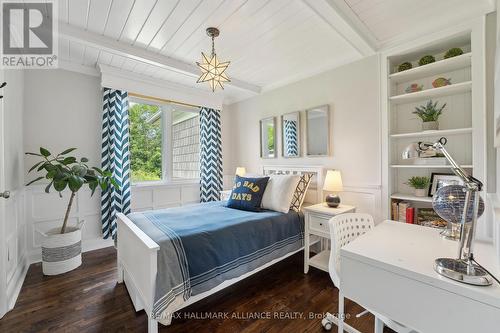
[127,201,304,322]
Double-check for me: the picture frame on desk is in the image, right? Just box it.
[428,173,464,197]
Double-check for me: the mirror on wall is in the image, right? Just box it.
[260,117,277,158]
[306,105,330,156]
[281,112,300,158]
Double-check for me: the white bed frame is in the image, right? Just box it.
[116,166,324,332]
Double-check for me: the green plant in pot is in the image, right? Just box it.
[26,147,118,275]
[444,47,463,59]
[418,55,435,66]
[406,176,430,197]
[413,100,446,131]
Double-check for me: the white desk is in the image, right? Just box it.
[340,221,500,333]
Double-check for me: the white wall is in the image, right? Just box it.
[223,55,383,221]
[22,69,210,261]
[23,69,110,260]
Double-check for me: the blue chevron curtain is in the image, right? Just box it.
[199,107,223,202]
[101,88,131,239]
[284,119,298,156]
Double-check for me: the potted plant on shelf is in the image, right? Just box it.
[406,176,430,197]
[413,100,446,131]
[26,147,118,275]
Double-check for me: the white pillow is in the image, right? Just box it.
[261,175,301,213]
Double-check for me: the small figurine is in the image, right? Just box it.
[432,77,451,88]
[405,83,423,93]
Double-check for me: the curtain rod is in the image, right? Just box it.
[128,92,200,109]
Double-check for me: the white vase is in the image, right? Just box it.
[414,189,426,197]
[422,121,439,131]
[40,221,84,275]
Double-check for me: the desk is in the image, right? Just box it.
[340,221,500,333]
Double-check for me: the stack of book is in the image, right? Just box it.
[391,200,447,228]
[391,201,415,224]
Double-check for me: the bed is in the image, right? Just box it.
[116,166,324,332]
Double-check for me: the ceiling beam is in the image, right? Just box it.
[302,0,378,56]
[58,23,261,94]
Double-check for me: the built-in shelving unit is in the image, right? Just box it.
[388,52,472,83]
[390,164,473,169]
[382,26,487,232]
[389,81,472,104]
[390,193,433,203]
[390,127,472,138]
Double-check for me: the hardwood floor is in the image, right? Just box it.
[0,247,392,332]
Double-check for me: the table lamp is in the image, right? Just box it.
[235,167,246,177]
[323,170,343,208]
[402,137,492,286]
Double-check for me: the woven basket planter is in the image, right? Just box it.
[40,222,84,275]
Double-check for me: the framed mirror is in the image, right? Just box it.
[306,105,330,156]
[281,112,300,158]
[260,117,276,158]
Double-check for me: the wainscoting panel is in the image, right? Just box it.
[338,185,382,223]
[25,186,113,263]
[3,189,28,314]
[27,181,201,262]
[131,181,200,212]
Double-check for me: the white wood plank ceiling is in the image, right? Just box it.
[342,0,495,46]
[52,0,494,104]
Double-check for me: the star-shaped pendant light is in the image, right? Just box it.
[196,27,230,92]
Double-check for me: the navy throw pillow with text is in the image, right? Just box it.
[226,175,270,212]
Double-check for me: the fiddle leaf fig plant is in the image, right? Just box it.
[26,147,119,234]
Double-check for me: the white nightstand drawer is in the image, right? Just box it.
[303,203,356,274]
[309,215,330,234]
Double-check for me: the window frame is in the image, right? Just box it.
[128,97,200,186]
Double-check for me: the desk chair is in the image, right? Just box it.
[322,213,415,333]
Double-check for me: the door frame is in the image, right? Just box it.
[0,68,7,318]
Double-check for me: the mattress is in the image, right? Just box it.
[127,201,304,323]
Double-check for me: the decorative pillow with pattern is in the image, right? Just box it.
[290,173,314,212]
[227,175,270,212]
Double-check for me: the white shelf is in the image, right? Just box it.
[389,53,472,83]
[390,127,473,138]
[309,250,330,272]
[391,193,433,203]
[390,81,472,105]
[390,164,473,169]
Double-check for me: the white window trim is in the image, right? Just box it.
[129,97,200,186]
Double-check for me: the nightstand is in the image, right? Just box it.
[303,203,355,274]
[220,190,232,201]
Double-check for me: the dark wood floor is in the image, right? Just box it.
[0,247,391,333]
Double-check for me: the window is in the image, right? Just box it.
[129,102,163,183]
[128,99,200,183]
[171,109,200,179]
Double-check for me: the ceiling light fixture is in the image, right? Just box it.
[196,27,230,92]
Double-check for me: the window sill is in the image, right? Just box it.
[132,179,200,188]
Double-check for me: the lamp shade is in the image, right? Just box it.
[323,170,343,192]
[235,167,246,177]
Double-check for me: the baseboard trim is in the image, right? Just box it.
[6,255,29,312]
[29,238,114,264]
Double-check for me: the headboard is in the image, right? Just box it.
[261,165,324,205]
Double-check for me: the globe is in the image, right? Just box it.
[432,185,484,224]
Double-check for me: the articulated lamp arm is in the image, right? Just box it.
[417,137,482,191]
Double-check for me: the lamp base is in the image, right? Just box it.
[439,228,461,241]
[434,258,492,286]
[325,194,340,208]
